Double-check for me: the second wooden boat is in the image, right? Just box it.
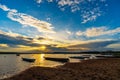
[44,57,69,63]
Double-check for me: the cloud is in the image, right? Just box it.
[85,27,107,37]
[44,30,73,43]
[58,0,81,12]
[35,0,107,23]
[76,31,84,36]
[0,4,10,11]
[0,4,55,33]
[0,29,67,47]
[46,17,50,21]
[57,0,107,23]
[0,4,17,12]
[36,0,53,4]
[76,27,120,37]
[106,43,120,50]
[81,8,101,23]
[0,30,66,49]
[66,30,73,35]
[58,0,73,6]
[0,30,43,47]
[47,0,53,2]
[0,44,8,48]
[0,30,21,37]
[67,39,120,51]
[0,29,120,52]
[36,0,42,4]
[0,30,69,52]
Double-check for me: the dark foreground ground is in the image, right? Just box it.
[3,58,120,80]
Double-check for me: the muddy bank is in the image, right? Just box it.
[3,58,120,80]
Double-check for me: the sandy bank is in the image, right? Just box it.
[3,58,120,80]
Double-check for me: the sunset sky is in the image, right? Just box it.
[0,0,120,52]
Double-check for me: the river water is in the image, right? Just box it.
[0,53,82,79]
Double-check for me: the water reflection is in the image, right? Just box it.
[32,54,45,66]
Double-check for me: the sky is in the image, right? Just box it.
[0,0,120,52]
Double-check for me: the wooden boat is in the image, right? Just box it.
[70,56,89,59]
[44,57,69,63]
[22,58,36,62]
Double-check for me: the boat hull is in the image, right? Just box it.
[22,58,35,62]
[44,57,69,63]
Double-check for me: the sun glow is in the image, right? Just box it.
[40,46,46,50]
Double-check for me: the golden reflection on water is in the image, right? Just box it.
[32,54,45,66]
[40,54,45,62]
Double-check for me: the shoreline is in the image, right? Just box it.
[2,58,120,80]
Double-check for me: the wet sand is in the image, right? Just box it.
[3,58,120,80]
